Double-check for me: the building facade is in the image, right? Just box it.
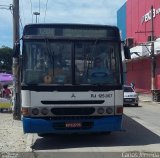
[117,0,160,92]
[118,0,160,43]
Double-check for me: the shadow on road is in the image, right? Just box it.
[32,115,160,150]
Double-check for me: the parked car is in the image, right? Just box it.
[123,85,139,106]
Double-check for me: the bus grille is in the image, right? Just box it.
[51,107,95,116]
[41,116,104,120]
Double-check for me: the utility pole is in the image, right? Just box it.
[13,0,19,45]
[150,5,156,91]
[12,0,21,120]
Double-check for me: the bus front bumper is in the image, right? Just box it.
[23,116,122,134]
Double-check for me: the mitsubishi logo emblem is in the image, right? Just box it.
[71,93,76,98]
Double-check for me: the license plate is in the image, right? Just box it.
[65,122,82,128]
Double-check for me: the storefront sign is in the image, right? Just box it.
[141,7,160,24]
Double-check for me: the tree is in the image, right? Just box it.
[0,46,12,73]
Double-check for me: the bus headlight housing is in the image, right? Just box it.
[32,108,39,115]
[97,107,105,114]
[106,107,113,114]
[41,108,49,115]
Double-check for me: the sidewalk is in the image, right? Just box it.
[138,93,160,104]
[138,93,152,102]
[0,112,31,152]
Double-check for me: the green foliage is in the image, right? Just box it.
[0,46,13,72]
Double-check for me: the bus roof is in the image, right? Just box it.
[24,23,119,30]
[23,23,120,39]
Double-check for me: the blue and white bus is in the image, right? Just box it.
[19,24,130,135]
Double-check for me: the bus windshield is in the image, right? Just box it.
[22,40,121,85]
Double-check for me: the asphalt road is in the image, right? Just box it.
[28,101,160,157]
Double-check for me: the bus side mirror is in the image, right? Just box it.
[13,42,20,57]
[124,46,131,59]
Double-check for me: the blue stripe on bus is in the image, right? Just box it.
[23,116,122,134]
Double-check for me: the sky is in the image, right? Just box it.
[0,0,126,48]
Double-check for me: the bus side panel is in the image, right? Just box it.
[115,90,123,106]
[21,90,31,107]
[23,116,122,134]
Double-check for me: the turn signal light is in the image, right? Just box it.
[116,107,123,114]
[21,107,29,116]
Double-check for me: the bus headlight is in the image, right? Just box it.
[97,107,104,114]
[41,108,49,115]
[32,108,39,115]
[106,107,113,114]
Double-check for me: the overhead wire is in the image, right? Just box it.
[19,7,24,32]
[0,7,10,9]
[19,16,24,32]
[44,0,48,23]
[8,5,23,32]
[0,5,10,7]
[29,0,33,23]
[0,5,11,10]
[38,0,41,23]
[20,0,25,29]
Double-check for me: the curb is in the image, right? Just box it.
[139,100,160,104]
[139,100,152,102]
[25,134,34,152]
